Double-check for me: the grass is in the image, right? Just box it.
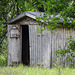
[0,55,75,75]
[0,65,75,75]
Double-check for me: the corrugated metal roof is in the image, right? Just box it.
[5,11,74,24]
[6,11,44,24]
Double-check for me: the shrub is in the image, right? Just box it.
[0,54,7,67]
[56,36,75,67]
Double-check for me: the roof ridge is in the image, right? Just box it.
[6,11,44,24]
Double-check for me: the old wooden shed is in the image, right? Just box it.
[6,11,75,68]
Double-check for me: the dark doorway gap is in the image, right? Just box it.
[22,25,30,65]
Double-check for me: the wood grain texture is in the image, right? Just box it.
[7,25,22,66]
[29,25,75,68]
[7,23,75,67]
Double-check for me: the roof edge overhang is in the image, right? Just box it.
[4,11,74,25]
[4,11,40,24]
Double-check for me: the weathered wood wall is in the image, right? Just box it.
[29,25,75,68]
[50,27,75,68]
[7,25,22,66]
[7,17,75,68]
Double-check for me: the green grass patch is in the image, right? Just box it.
[0,65,75,75]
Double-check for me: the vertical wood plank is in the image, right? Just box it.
[7,25,21,66]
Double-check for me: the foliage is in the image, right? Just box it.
[37,0,75,30]
[56,36,75,67]
[0,54,7,67]
[0,65,75,75]
[0,39,7,67]
[0,0,40,54]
